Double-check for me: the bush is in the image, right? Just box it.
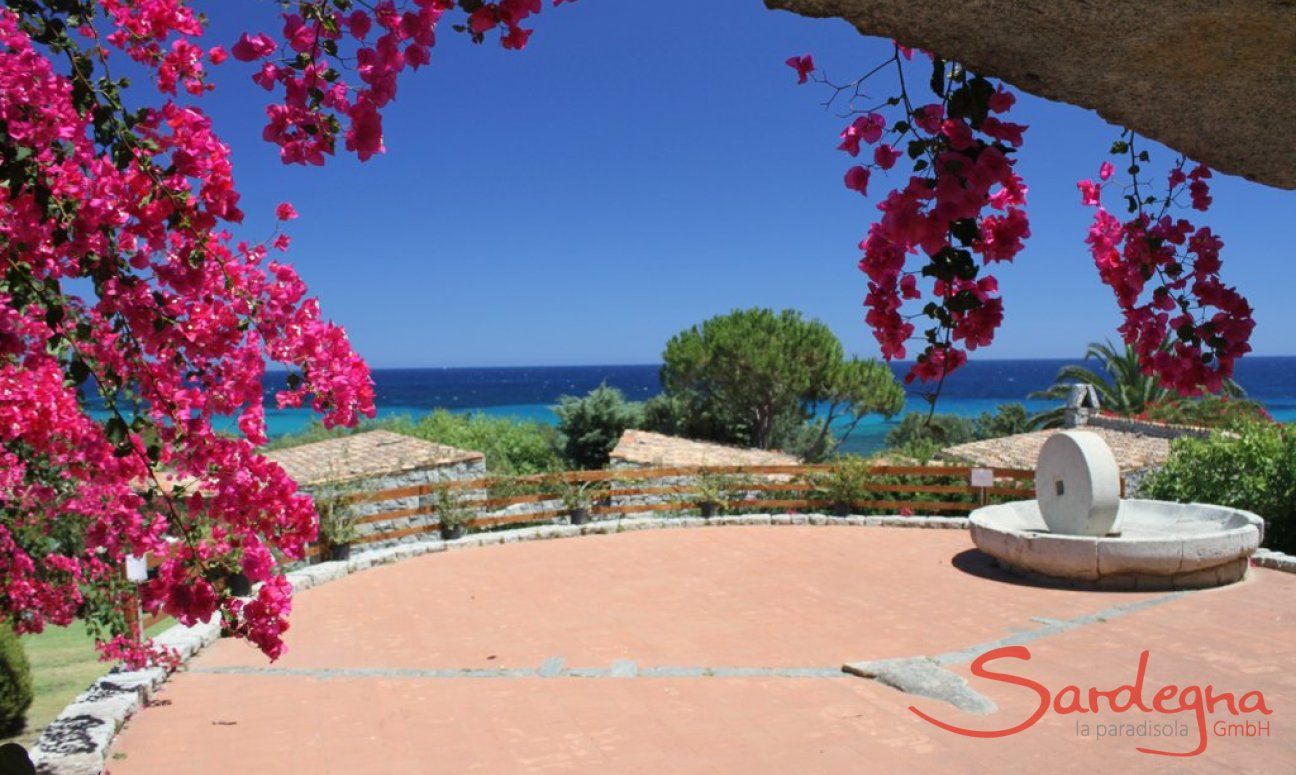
[395,411,561,475]
[1140,423,1296,554]
[1139,395,1271,429]
[314,480,362,549]
[885,413,978,461]
[811,456,875,510]
[0,624,32,735]
[554,384,644,469]
[973,403,1033,438]
[884,404,1032,461]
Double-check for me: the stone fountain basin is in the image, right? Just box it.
[969,499,1265,590]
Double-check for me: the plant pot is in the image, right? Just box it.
[832,502,851,518]
[569,507,589,525]
[328,543,352,562]
[226,572,252,597]
[440,523,466,541]
[700,502,718,519]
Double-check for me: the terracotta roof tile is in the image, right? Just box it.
[609,430,800,468]
[940,427,1171,473]
[264,430,482,486]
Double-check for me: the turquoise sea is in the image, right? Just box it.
[254,358,1296,456]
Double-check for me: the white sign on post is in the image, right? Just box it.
[969,468,995,488]
[125,554,149,583]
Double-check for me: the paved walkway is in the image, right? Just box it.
[107,527,1295,773]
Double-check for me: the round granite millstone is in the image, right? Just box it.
[1034,431,1121,536]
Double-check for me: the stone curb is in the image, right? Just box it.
[28,620,221,775]
[1253,548,1296,573]
[27,513,1291,774]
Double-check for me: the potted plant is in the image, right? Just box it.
[434,487,472,540]
[557,478,596,525]
[693,470,733,519]
[812,457,873,517]
[315,482,361,561]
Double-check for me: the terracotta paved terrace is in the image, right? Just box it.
[107,526,1296,773]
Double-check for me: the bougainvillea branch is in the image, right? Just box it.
[790,46,1250,407]
[0,0,567,667]
[789,45,1031,406]
[1079,131,1253,394]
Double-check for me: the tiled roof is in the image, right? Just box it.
[264,430,482,486]
[609,430,800,468]
[940,427,1172,473]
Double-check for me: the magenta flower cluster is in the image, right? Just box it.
[0,4,383,665]
[789,50,1031,385]
[231,0,573,166]
[1080,159,1254,394]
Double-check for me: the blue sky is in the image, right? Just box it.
[198,1,1295,368]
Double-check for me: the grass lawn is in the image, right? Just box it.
[2,619,173,749]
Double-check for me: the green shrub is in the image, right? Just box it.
[1140,422,1296,553]
[885,413,977,461]
[394,410,560,475]
[554,384,644,469]
[314,480,362,549]
[0,624,33,735]
[1140,395,1271,429]
[690,471,751,512]
[810,456,875,509]
[432,487,473,531]
[973,403,1033,438]
[884,404,1032,462]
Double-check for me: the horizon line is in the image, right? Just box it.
[265,354,1296,372]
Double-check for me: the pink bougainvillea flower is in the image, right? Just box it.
[913,103,943,134]
[785,54,815,84]
[838,113,885,156]
[231,32,277,61]
[844,166,870,196]
[347,10,372,39]
[981,117,1027,147]
[873,143,902,170]
[1077,179,1101,206]
[1098,161,1115,181]
[468,7,498,34]
[941,119,974,151]
[987,86,1016,114]
[275,202,299,221]
[208,46,228,65]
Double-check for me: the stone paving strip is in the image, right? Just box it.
[843,589,1189,714]
[27,513,1292,775]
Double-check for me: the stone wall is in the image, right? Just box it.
[607,460,788,518]
[309,458,487,552]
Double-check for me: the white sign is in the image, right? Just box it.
[969,468,995,488]
[125,554,149,583]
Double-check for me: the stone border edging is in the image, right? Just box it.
[27,512,1293,774]
[1253,548,1296,573]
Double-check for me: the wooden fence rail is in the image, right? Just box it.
[307,463,1036,560]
